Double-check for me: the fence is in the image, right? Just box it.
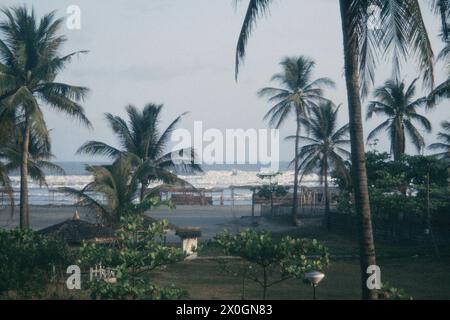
[328,212,450,245]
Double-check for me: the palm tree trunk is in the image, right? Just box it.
[140,182,146,203]
[393,120,405,161]
[292,114,301,226]
[324,155,331,231]
[339,0,378,300]
[20,118,31,230]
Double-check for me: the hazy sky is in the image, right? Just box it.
[2,0,450,162]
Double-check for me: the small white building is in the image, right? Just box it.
[176,227,202,259]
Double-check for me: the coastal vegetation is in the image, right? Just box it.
[59,156,173,227]
[0,6,90,229]
[289,102,350,230]
[366,79,432,161]
[76,103,201,202]
[234,0,450,300]
[259,56,334,226]
[0,3,449,301]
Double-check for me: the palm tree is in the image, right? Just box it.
[0,121,63,217]
[0,6,90,229]
[77,103,201,201]
[429,121,450,160]
[290,102,350,230]
[0,108,14,212]
[2,122,64,185]
[429,36,450,105]
[60,157,167,227]
[258,56,334,226]
[0,153,13,213]
[233,0,437,299]
[367,79,432,161]
[433,0,450,41]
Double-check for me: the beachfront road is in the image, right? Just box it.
[0,205,297,241]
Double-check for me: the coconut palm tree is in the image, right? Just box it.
[0,154,13,213]
[258,56,334,226]
[59,157,168,227]
[0,109,14,212]
[433,0,450,41]
[0,6,90,229]
[2,122,64,186]
[233,0,437,299]
[367,79,432,161]
[429,121,450,160]
[0,121,63,216]
[290,102,350,230]
[428,1,450,104]
[77,103,201,201]
[429,35,450,105]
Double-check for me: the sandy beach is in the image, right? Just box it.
[0,205,297,241]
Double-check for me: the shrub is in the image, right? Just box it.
[214,229,329,299]
[0,229,71,298]
[256,184,290,199]
[378,282,412,300]
[77,214,186,300]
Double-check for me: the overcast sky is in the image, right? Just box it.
[2,0,450,162]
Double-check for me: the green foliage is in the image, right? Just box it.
[0,229,71,298]
[334,152,450,222]
[256,184,289,199]
[60,157,175,226]
[76,104,201,197]
[378,282,413,300]
[363,152,449,190]
[78,214,185,300]
[366,78,431,161]
[214,229,329,299]
[293,102,350,184]
[369,189,424,220]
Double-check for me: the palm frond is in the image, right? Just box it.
[76,141,121,158]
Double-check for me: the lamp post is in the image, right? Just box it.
[305,271,325,300]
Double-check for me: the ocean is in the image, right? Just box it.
[5,162,322,206]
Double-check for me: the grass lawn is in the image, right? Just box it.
[147,219,450,300]
[148,256,450,300]
[7,217,448,300]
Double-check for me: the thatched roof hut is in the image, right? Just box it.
[175,227,202,239]
[38,212,115,245]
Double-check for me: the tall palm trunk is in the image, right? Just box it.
[324,155,331,231]
[393,120,406,161]
[292,113,301,226]
[20,118,31,230]
[339,0,378,300]
[140,182,146,203]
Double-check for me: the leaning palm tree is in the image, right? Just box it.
[59,157,168,227]
[367,79,432,161]
[233,0,437,299]
[289,102,350,231]
[77,103,201,201]
[259,56,334,226]
[0,6,90,229]
[429,121,450,160]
